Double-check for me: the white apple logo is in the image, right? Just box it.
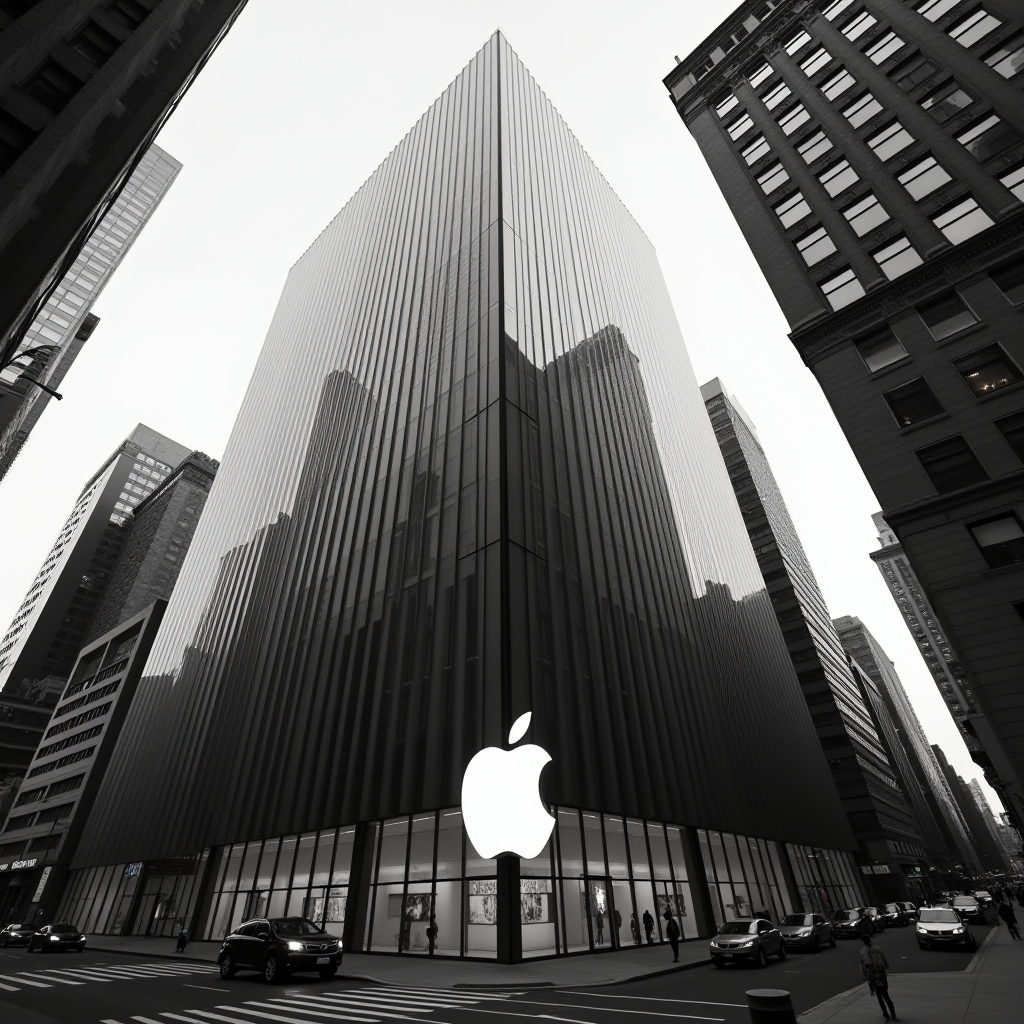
[462,712,555,860]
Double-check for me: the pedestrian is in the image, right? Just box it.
[859,934,897,1021]
[426,916,438,955]
[175,923,188,953]
[595,908,605,945]
[643,908,655,945]
[615,909,622,937]
[997,899,1020,940]
[631,912,641,946]
[663,910,681,962]
[858,909,876,938]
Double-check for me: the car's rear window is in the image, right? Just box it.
[919,909,958,922]
[272,918,322,936]
[783,914,813,926]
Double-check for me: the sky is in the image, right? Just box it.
[0,0,1001,810]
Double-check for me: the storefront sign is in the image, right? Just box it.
[124,862,143,877]
[0,858,38,872]
[860,863,891,875]
[32,866,51,902]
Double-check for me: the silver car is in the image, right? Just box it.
[710,917,786,968]
[779,912,835,952]
[916,906,977,950]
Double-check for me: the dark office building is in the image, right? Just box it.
[0,602,165,924]
[834,614,981,874]
[664,0,1024,831]
[62,34,862,962]
[0,689,55,824]
[933,743,1011,872]
[702,377,932,900]
[0,423,190,696]
[0,0,247,371]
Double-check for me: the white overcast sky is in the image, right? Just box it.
[0,1,1001,809]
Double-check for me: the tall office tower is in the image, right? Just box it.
[0,690,54,821]
[0,145,181,479]
[0,424,190,697]
[62,35,862,962]
[966,776,1015,867]
[703,378,935,899]
[834,614,982,872]
[0,0,247,366]
[933,744,1011,871]
[664,1,1024,831]
[995,811,1024,871]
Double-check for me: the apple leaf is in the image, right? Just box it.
[508,711,531,745]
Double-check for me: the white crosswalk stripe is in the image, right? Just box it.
[97,983,521,1024]
[0,958,219,992]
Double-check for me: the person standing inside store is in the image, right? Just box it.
[643,908,655,944]
[860,934,897,1021]
[663,910,681,962]
[595,908,605,945]
[631,912,641,946]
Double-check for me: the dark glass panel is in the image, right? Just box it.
[915,436,988,493]
[918,294,977,340]
[884,377,945,426]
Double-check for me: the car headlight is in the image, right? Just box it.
[739,939,754,947]
[953,927,963,934]
[798,928,812,936]
[287,941,304,951]
[49,935,60,941]
[916,925,925,932]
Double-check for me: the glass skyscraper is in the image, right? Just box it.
[65,34,860,960]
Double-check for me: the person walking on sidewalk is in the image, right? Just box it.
[643,909,655,944]
[997,899,1020,940]
[860,934,897,1021]
[663,910,681,962]
[175,923,188,953]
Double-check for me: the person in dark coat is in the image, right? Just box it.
[663,910,681,962]
[631,912,641,946]
[643,909,655,944]
[997,899,1020,940]
[860,934,897,1021]
[175,924,188,953]
[595,909,605,945]
[426,917,439,955]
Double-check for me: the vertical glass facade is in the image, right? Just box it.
[68,34,856,959]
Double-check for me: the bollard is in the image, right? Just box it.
[746,988,797,1024]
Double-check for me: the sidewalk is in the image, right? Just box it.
[799,923,1019,1024]
[83,933,711,988]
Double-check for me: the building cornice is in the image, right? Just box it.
[791,210,1024,366]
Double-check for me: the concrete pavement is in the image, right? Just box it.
[799,920,1019,1023]
[82,932,711,987]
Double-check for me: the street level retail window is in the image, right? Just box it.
[697,828,793,927]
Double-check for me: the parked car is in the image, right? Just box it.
[778,913,835,952]
[916,907,976,950]
[709,918,786,968]
[0,923,33,947]
[831,908,866,938]
[219,917,343,983]
[25,923,86,953]
[894,901,918,919]
[876,903,910,927]
[972,890,994,907]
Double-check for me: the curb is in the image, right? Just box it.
[964,922,1000,974]
[591,956,714,986]
[84,942,218,966]
[796,983,863,1023]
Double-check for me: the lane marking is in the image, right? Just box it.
[0,972,50,987]
[498,998,724,1021]
[275,996,421,1019]
[253,1000,411,1021]
[541,1015,601,1024]
[162,1015,231,1024]
[41,967,115,981]
[372,988,510,1002]
[232,1004,379,1024]
[315,993,466,1009]
[183,983,232,992]
[0,980,19,991]
[135,1017,171,1023]
[560,993,747,1009]
[456,1007,724,1024]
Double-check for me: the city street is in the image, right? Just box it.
[0,920,993,1024]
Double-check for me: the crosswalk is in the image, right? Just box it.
[100,985,520,1024]
[0,959,221,993]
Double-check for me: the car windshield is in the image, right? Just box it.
[919,909,959,923]
[718,921,755,934]
[271,918,322,936]
[833,910,859,921]
[52,924,78,934]
[783,915,813,926]
[974,891,990,897]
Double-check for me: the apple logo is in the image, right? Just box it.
[461,711,555,860]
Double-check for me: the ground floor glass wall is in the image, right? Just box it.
[697,828,792,927]
[786,843,864,915]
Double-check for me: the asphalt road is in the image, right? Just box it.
[0,919,993,1024]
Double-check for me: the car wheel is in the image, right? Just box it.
[318,966,338,980]
[219,952,237,980]
[76,943,85,952]
[812,936,821,953]
[777,942,787,962]
[263,954,282,984]
[755,947,767,968]
[711,955,725,969]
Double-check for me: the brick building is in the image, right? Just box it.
[665,0,1024,828]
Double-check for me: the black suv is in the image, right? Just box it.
[219,917,342,983]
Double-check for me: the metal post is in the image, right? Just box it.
[746,989,797,1024]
